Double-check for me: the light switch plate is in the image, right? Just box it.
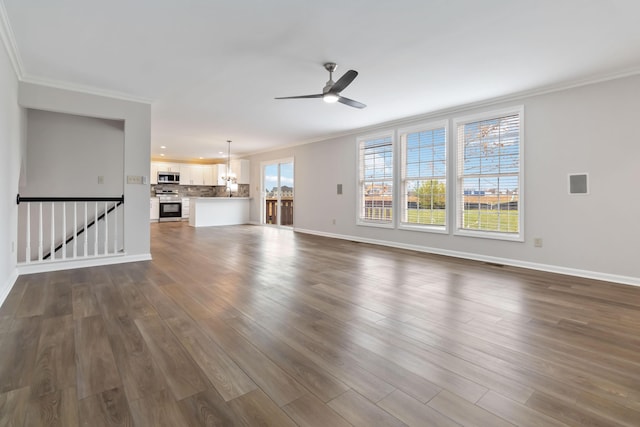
[127,175,143,184]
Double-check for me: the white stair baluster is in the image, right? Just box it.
[104,201,108,255]
[62,202,67,259]
[83,202,88,257]
[50,202,55,260]
[25,203,31,264]
[73,202,77,259]
[38,202,43,261]
[94,202,98,256]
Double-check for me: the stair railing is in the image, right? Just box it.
[16,194,124,264]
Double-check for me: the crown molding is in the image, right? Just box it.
[20,75,153,104]
[0,0,24,78]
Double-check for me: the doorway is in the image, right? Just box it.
[262,159,294,227]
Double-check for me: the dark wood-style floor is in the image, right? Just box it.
[1,222,640,426]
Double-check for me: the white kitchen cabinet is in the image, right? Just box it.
[203,165,217,186]
[182,197,190,219]
[179,164,192,185]
[150,197,159,221]
[155,162,180,172]
[150,162,159,184]
[217,164,227,185]
[230,159,250,184]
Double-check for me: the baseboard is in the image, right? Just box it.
[16,253,152,276]
[293,228,640,288]
[0,268,19,308]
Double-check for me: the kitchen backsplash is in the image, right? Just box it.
[151,184,250,198]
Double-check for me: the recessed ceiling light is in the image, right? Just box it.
[160,145,166,149]
[219,151,224,154]
[160,153,165,157]
[199,157,203,159]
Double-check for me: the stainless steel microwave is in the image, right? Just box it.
[157,171,180,183]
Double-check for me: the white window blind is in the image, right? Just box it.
[401,124,447,228]
[456,110,522,236]
[358,135,393,224]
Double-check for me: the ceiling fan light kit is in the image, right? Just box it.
[275,62,366,109]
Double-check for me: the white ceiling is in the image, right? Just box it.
[3,0,640,161]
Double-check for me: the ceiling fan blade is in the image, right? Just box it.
[338,96,366,109]
[275,94,323,100]
[329,70,358,94]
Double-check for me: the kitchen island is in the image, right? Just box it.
[188,197,250,227]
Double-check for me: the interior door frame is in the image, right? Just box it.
[261,157,294,227]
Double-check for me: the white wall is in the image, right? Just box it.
[248,74,640,285]
[0,37,21,304]
[23,109,124,196]
[18,83,151,263]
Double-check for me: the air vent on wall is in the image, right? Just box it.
[568,173,589,195]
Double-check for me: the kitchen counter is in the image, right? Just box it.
[188,197,250,227]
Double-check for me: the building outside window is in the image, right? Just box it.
[357,133,394,226]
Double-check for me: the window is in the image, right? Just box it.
[455,107,523,239]
[358,133,394,226]
[455,107,523,240]
[400,121,447,231]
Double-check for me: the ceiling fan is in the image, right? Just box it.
[275,63,366,109]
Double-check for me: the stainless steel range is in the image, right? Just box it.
[156,189,182,222]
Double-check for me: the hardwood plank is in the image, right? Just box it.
[129,389,193,427]
[283,393,353,427]
[114,280,158,319]
[25,387,79,427]
[196,316,308,407]
[526,391,628,427]
[427,390,515,427]
[227,389,298,427]
[226,314,350,402]
[102,314,166,402]
[15,277,48,318]
[178,388,246,426]
[0,386,30,427]
[74,315,121,400]
[77,387,133,427]
[477,390,569,427]
[134,315,210,401]
[0,316,42,394]
[327,389,407,427]
[71,284,100,320]
[31,315,76,397]
[0,276,28,317]
[378,389,461,427]
[165,315,258,401]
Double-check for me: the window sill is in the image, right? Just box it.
[454,229,523,242]
[399,223,448,234]
[357,220,394,229]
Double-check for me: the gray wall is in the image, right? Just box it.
[18,82,151,263]
[248,74,640,285]
[0,38,21,303]
[23,109,124,196]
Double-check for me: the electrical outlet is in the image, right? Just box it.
[332,219,336,225]
[534,238,543,248]
[98,176,104,184]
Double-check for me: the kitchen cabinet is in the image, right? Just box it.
[217,164,227,185]
[179,165,192,185]
[150,197,159,221]
[203,165,217,186]
[155,162,180,173]
[230,159,250,184]
[182,197,190,219]
[150,162,159,184]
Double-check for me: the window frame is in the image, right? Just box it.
[398,119,449,234]
[356,131,395,228]
[453,106,524,242]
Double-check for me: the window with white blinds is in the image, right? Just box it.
[358,134,394,225]
[400,121,447,230]
[455,107,523,239]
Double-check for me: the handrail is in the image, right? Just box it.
[16,194,124,204]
